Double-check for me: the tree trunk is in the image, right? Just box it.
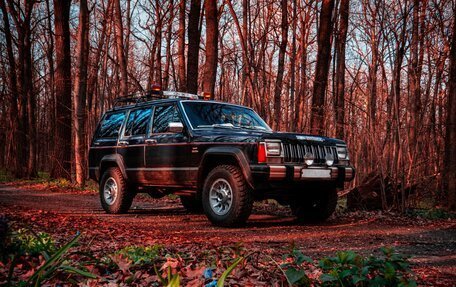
[163,0,174,89]
[73,0,89,186]
[334,0,349,139]
[409,0,421,156]
[289,0,297,132]
[310,0,335,135]
[0,0,21,176]
[113,0,128,96]
[177,0,186,91]
[273,0,288,130]
[444,16,456,211]
[186,0,201,94]
[154,0,163,87]
[52,0,72,179]
[202,0,218,99]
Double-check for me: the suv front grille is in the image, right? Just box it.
[283,143,338,164]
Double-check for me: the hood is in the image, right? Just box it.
[261,132,346,146]
[191,128,346,146]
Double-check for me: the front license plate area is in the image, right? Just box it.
[301,169,331,179]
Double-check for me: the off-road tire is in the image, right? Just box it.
[99,167,134,214]
[180,195,203,213]
[291,187,338,223]
[202,165,253,227]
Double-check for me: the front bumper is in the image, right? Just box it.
[250,164,355,185]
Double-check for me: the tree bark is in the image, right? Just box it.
[409,0,421,155]
[0,0,20,176]
[113,0,128,96]
[177,0,186,91]
[202,0,218,98]
[273,0,288,130]
[52,0,72,179]
[73,0,89,186]
[444,16,456,211]
[334,0,349,139]
[186,0,201,94]
[163,0,174,89]
[310,0,335,135]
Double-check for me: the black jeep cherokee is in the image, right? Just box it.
[89,91,354,226]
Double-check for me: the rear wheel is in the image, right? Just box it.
[202,165,253,227]
[99,167,134,214]
[180,195,203,213]
[290,187,338,223]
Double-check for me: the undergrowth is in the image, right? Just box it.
[0,225,418,286]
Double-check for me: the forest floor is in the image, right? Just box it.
[0,182,455,286]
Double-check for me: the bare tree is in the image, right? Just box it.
[52,0,72,179]
[334,0,350,139]
[73,0,90,186]
[444,16,456,211]
[310,0,335,135]
[273,0,288,130]
[177,0,186,91]
[202,0,218,98]
[186,0,201,94]
[113,0,128,96]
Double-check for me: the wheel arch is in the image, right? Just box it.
[99,154,128,181]
[198,147,254,190]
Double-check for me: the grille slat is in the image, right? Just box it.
[283,142,339,164]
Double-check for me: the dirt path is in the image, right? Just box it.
[1,183,455,285]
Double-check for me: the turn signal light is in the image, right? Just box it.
[257,143,266,163]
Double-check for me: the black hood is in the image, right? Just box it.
[191,128,346,146]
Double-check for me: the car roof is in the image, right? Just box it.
[105,97,250,114]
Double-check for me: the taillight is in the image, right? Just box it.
[257,143,266,163]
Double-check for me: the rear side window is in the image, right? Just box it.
[124,108,152,137]
[152,105,181,133]
[97,112,126,138]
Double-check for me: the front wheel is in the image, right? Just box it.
[290,187,338,223]
[202,165,253,227]
[99,167,134,214]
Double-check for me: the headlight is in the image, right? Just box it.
[325,154,334,166]
[336,146,349,160]
[304,152,315,166]
[265,141,282,156]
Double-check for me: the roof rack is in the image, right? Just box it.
[113,89,202,109]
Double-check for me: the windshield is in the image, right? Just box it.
[182,101,271,131]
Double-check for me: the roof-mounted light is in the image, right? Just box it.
[202,92,212,100]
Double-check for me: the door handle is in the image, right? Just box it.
[145,139,157,144]
[118,140,129,146]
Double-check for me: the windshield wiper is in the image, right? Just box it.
[245,126,267,130]
[197,123,238,129]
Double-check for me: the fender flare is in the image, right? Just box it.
[99,154,128,180]
[199,146,254,189]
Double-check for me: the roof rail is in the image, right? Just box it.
[113,90,202,109]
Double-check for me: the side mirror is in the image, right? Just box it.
[167,122,184,133]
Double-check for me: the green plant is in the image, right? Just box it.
[27,232,97,286]
[154,265,180,287]
[406,208,455,219]
[280,248,313,287]
[115,244,163,265]
[9,229,56,256]
[217,256,244,287]
[318,248,417,287]
[0,169,14,182]
[4,230,96,286]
